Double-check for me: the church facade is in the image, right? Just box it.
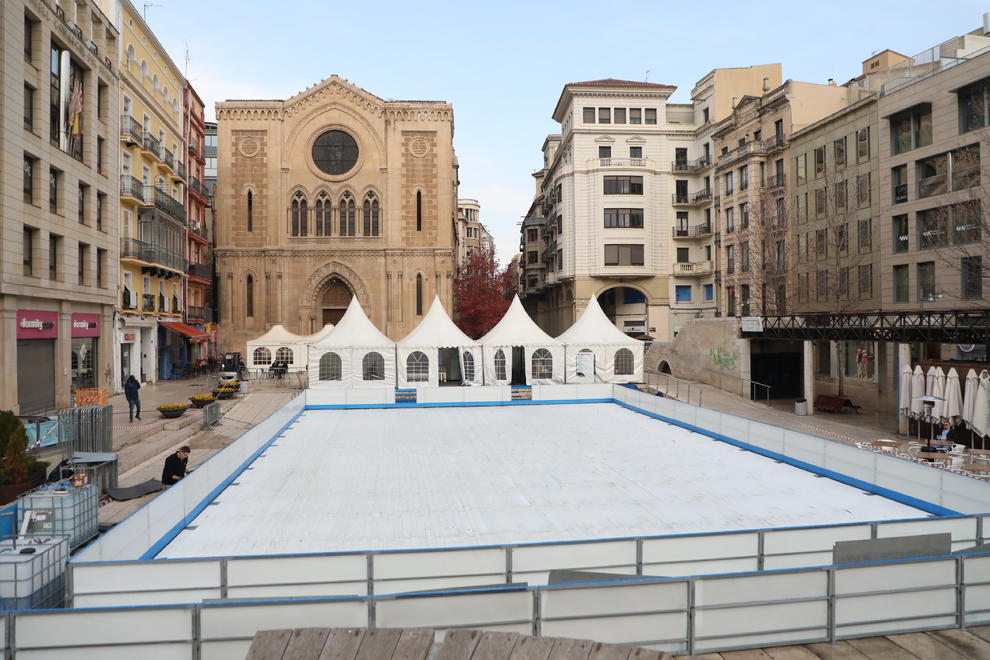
[214,76,457,352]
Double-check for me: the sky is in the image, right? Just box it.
[142,0,987,263]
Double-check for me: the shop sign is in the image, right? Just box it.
[123,333,137,342]
[741,316,764,332]
[70,313,101,338]
[16,310,58,339]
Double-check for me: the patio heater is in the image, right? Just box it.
[914,395,943,448]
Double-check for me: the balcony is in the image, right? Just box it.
[594,158,651,168]
[672,222,713,239]
[671,155,712,173]
[175,159,186,181]
[189,221,208,241]
[120,115,143,144]
[765,134,787,151]
[120,175,146,202]
[188,141,201,159]
[187,305,212,323]
[188,262,212,280]
[673,260,714,276]
[189,177,209,202]
[717,140,773,168]
[120,238,188,273]
[142,132,161,155]
[767,173,786,189]
[672,189,712,207]
[142,293,156,312]
[893,183,908,203]
[158,146,175,173]
[146,186,187,223]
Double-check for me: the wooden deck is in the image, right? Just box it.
[247,627,990,660]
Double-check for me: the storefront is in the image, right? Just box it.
[70,313,101,391]
[16,310,58,415]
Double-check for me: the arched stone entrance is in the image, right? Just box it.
[320,278,352,326]
[299,262,369,333]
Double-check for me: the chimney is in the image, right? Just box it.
[828,78,836,86]
[984,11,990,35]
[731,96,737,108]
[762,77,770,92]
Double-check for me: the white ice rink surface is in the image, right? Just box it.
[159,404,925,558]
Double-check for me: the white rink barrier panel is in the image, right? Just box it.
[16,551,990,658]
[304,383,614,408]
[71,393,306,563]
[67,514,988,607]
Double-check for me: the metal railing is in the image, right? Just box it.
[159,147,174,171]
[671,155,712,172]
[894,183,908,203]
[141,293,155,312]
[189,221,208,239]
[188,262,211,280]
[672,189,712,205]
[186,305,212,322]
[120,115,142,144]
[672,222,713,238]
[142,131,160,154]
[146,186,187,223]
[120,238,188,273]
[119,175,145,202]
[767,173,785,188]
[175,159,186,181]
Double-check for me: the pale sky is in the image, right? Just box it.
[142,0,987,262]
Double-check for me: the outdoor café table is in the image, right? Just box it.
[969,449,990,462]
[917,451,950,464]
[962,462,990,474]
[873,440,901,452]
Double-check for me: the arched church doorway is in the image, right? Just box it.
[321,278,353,325]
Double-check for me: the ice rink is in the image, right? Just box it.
[159,403,925,558]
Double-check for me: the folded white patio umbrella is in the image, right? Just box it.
[943,368,962,422]
[972,370,990,439]
[925,365,937,396]
[898,365,912,414]
[962,369,979,428]
[932,367,946,420]
[910,365,926,415]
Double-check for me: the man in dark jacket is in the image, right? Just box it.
[124,375,141,422]
[162,446,190,486]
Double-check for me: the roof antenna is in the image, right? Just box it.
[645,69,652,83]
[143,2,160,19]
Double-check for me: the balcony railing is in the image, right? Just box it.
[189,177,206,198]
[672,222,713,239]
[142,132,161,154]
[672,189,713,206]
[671,155,712,173]
[120,238,188,273]
[120,115,142,144]
[672,260,714,276]
[186,305,212,322]
[765,134,786,151]
[160,147,175,171]
[188,262,212,280]
[894,183,908,203]
[597,158,648,168]
[767,173,786,189]
[189,221,208,240]
[142,293,156,312]
[120,175,146,202]
[188,141,201,159]
[146,186,187,223]
[175,160,186,180]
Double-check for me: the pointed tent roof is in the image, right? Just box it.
[303,324,335,344]
[398,296,477,348]
[480,296,561,347]
[557,296,641,346]
[248,324,305,345]
[312,297,393,349]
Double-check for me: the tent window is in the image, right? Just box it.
[363,352,385,380]
[614,348,634,375]
[463,352,475,382]
[253,347,271,366]
[319,352,341,380]
[275,347,293,364]
[494,349,506,380]
[407,351,429,382]
[532,348,553,379]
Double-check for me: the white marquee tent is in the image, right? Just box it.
[556,295,644,383]
[479,296,563,385]
[246,325,307,372]
[397,296,482,388]
[308,298,395,388]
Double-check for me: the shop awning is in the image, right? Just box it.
[160,321,209,343]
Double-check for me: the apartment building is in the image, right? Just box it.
[183,82,214,360]
[103,0,188,387]
[521,71,779,340]
[455,199,493,267]
[2,0,119,414]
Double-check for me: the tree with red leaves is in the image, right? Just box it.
[453,250,515,339]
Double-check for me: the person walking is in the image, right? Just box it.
[124,375,141,422]
[162,446,190,487]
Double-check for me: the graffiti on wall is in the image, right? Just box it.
[710,346,737,372]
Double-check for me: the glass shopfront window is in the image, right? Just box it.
[843,340,875,380]
[71,337,96,390]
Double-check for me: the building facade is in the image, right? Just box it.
[183,83,214,360]
[455,198,493,267]
[106,0,188,389]
[214,75,457,351]
[2,0,119,414]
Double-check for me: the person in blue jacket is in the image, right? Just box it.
[124,375,141,422]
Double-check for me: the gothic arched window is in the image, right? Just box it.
[363,193,380,236]
[291,192,308,236]
[315,192,331,236]
[247,190,253,232]
[416,190,422,231]
[246,274,254,317]
[416,274,423,315]
[339,192,356,236]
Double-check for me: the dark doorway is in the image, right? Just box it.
[321,278,352,326]
[511,346,526,385]
[749,340,802,399]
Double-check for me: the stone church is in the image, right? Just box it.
[214,76,457,352]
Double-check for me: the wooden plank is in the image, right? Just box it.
[928,629,990,659]
[720,651,772,660]
[627,648,674,660]
[507,635,556,660]
[354,628,403,660]
[391,628,435,660]
[471,631,522,660]
[673,654,723,660]
[762,646,820,660]
[437,629,483,660]
[548,637,593,660]
[968,625,990,645]
[886,631,971,660]
[319,628,367,660]
[803,641,870,659]
[283,628,332,660]
[586,641,632,660]
[844,635,922,660]
[246,629,292,660]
